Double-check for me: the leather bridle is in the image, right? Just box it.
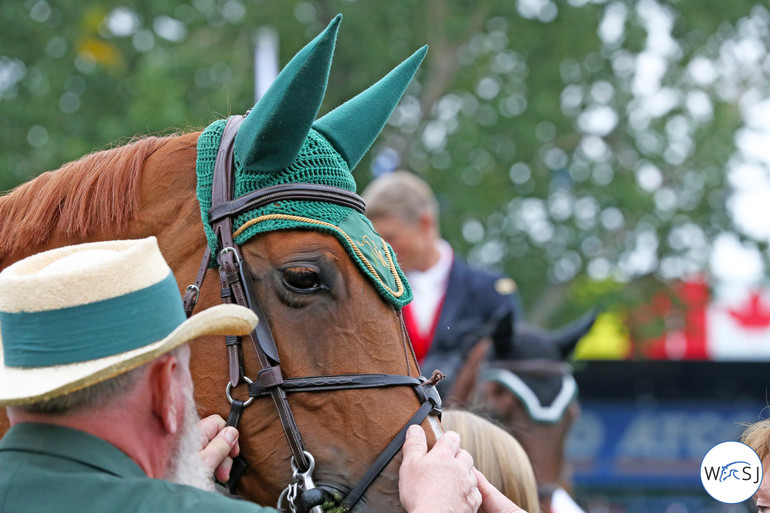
[182,114,442,513]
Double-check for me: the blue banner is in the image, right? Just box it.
[566,400,768,488]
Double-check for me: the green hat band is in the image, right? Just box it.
[1,272,185,367]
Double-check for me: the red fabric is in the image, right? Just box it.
[403,296,446,364]
[644,278,709,359]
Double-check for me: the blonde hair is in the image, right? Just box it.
[442,409,540,513]
[741,419,770,462]
[361,171,439,226]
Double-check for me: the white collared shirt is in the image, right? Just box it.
[406,239,454,337]
[551,487,586,513]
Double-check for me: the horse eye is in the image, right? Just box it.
[282,266,322,292]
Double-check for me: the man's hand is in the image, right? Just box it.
[475,469,528,513]
[198,415,240,483]
[398,425,482,513]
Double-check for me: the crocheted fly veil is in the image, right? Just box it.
[197,15,421,308]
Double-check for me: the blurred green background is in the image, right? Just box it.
[3,0,770,357]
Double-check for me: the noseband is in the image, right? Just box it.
[183,115,442,513]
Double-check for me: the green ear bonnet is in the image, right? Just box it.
[196,15,422,309]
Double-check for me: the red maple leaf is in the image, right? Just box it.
[727,291,770,328]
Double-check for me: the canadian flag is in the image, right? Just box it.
[709,286,770,359]
[644,277,770,360]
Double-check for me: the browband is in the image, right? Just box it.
[209,183,366,223]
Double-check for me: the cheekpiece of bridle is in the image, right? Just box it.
[182,115,443,513]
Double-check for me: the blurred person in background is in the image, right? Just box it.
[443,409,540,513]
[362,171,524,399]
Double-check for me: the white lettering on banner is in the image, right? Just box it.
[616,412,753,460]
[567,408,760,462]
[565,412,604,459]
[616,412,685,459]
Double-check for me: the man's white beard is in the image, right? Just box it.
[164,388,216,491]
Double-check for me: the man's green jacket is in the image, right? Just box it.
[0,422,277,513]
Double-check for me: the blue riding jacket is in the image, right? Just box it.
[420,258,523,398]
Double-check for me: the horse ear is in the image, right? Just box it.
[234,14,341,173]
[553,308,599,359]
[490,308,515,360]
[313,45,428,171]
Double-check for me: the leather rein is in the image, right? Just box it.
[182,115,442,513]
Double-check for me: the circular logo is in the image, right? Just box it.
[701,441,763,503]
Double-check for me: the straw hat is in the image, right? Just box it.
[0,237,258,406]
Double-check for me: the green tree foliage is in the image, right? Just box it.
[2,0,769,351]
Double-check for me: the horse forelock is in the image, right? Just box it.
[0,135,176,262]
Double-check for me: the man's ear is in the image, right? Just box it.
[149,353,180,435]
[418,211,436,235]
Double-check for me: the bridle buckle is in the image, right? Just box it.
[185,284,200,305]
[218,245,241,266]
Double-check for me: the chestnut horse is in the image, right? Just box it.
[450,311,595,513]
[0,130,437,511]
[0,14,445,512]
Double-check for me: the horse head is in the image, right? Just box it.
[477,309,596,513]
[0,15,437,513]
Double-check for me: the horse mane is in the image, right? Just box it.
[0,135,175,260]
